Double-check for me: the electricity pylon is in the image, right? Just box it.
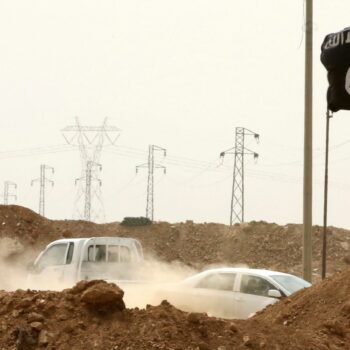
[75,161,102,221]
[2,181,17,205]
[31,164,54,217]
[220,127,259,225]
[62,117,120,222]
[136,145,166,221]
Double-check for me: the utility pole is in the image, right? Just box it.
[2,181,17,205]
[136,145,166,221]
[303,0,313,283]
[75,161,102,221]
[220,127,259,225]
[31,164,54,217]
[62,117,120,222]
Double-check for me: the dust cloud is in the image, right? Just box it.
[121,260,251,317]
[0,238,245,318]
[0,240,198,309]
[121,258,198,309]
[0,237,31,291]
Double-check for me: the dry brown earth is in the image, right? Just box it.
[1,205,350,278]
[0,269,350,349]
[1,205,350,349]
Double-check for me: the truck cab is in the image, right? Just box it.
[27,237,144,289]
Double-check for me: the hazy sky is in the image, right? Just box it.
[1,0,350,228]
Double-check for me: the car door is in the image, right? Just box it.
[30,243,70,288]
[189,272,238,318]
[235,273,280,319]
[61,242,76,285]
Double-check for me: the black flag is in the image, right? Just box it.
[321,27,350,112]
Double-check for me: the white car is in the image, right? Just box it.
[158,267,311,319]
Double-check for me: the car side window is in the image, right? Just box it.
[240,275,276,297]
[196,273,236,291]
[107,245,119,262]
[88,245,131,263]
[88,245,106,262]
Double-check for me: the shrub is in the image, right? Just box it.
[120,217,152,226]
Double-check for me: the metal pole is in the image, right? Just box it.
[84,161,92,221]
[4,182,8,205]
[40,164,45,216]
[150,146,155,221]
[303,0,313,282]
[322,110,332,279]
[230,156,236,226]
[242,132,245,222]
[146,145,153,220]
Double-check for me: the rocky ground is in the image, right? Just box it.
[0,269,349,350]
[1,205,350,349]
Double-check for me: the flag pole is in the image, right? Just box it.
[303,0,313,283]
[322,110,332,279]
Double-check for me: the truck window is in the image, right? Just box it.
[87,244,132,263]
[107,246,131,262]
[119,246,131,262]
[66,242,74,264]
[88,245,106,262]
[37,244,68,269]
[107,245,119,262]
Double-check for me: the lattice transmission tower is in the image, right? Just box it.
[31,164,54,217]
[2,181,17,205]
[62,117,120,222]
[220,127,259,225]
[136,145,166,221]
[75,161,102,221]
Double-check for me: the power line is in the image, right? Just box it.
[0,144,74,160]
[1,131,350,162]
[106,146,308,186]
[167,172,232,189]
[106,146,216,167]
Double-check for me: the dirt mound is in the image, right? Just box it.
[1,270,350,349]
[77,280,125,312]
[0,281,243,350]
[248,267,350,349]
[1,205,350,278]
[223,267,350,350]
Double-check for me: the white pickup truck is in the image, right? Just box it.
[27,236,144,289]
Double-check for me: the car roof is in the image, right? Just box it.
[49,238,87,244]
[49,237,139,244]
[192,267,292,278]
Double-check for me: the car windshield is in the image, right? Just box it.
[270,274,311,294]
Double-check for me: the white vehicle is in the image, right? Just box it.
[27,237,144,289]
[158,267,311,319]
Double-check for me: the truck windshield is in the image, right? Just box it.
[37,244,68,269]
[270,275,311,294]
